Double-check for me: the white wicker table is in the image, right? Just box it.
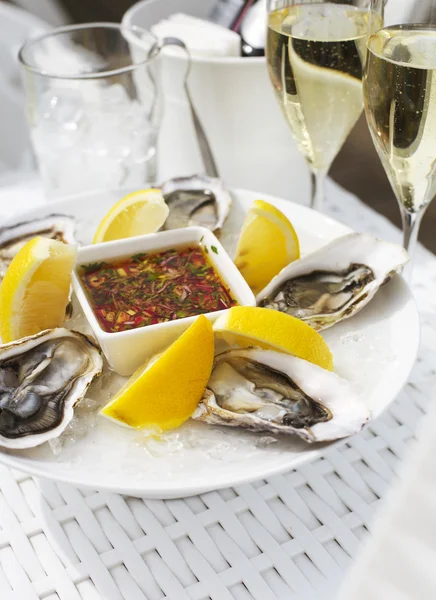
[0,179,435,600]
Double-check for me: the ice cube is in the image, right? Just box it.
[341,332,365,345]
[255,436,278,449]
[102,83,131,107]
[131,127,157,164]
[76,396,100,414]
[206,440,233,460]
[48,437,63,456]
[33,88,88,161]
[59,413,96,445]
[121,101,149,133]
[32,84,157,195]
[39,88,84,130]
[91,83,133,127]
[135,429,184,457]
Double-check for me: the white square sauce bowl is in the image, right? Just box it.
[72,226,255,376]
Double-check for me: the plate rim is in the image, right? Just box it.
[0,188,421,498]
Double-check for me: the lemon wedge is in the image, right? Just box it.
[93,189,169,243]
[213,306,333,370]
[234,199,300,294]
[0,237,77,343]
[101,315,215,430]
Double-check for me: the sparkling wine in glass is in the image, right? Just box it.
[364,0,436,267]
[266,0,379,211]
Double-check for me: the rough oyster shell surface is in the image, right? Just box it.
[0,328,103,449]
[257,233,408,330]
[193,347,369,443]
[161,174,232,232]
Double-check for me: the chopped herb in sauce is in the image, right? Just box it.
[80,245,237,333]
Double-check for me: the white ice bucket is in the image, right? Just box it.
[122,0,309,201]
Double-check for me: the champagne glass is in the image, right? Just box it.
[266,0,379,211]
[363,0,436,267]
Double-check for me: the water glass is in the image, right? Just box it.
[19,23,161,199]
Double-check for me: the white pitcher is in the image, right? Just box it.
[122,0,309,201]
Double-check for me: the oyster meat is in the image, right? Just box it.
[0,328,103,449]
[193,348,369,443]
[161,174,231,232]
[0,214,76,281]
[257,233,408,330]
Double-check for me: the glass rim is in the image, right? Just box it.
[18,21,160,80]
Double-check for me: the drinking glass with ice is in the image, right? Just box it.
[19,24,161,198]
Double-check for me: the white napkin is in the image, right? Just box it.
[338,394,436,599]
[151,13,241,58]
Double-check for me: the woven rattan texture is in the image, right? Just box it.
[1,184,435,600]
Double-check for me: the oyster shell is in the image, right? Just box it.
[0,328,103,449]
[193,348,369,443]
[257,233,408,331]
[0,214,76,282]
[161,174,232,232]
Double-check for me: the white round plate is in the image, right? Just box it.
[0,189,420,498]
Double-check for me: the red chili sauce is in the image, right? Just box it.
[80,245,237,333]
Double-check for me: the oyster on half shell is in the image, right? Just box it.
[0,214,76,282]
[0,328,103,449]
[257,233,408,331]
[161,174,232,232]
[193,348,369,443]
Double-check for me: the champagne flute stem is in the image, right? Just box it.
[310,169,326,212]
[401,207,423,280]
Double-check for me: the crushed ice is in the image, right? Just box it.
[48,437,63,456]
[255,436,278,449]
[129,423,278,462]
[135,430,185,458]
[341,331,364,345]
[48,396,102,456]
[31,82,157,196]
